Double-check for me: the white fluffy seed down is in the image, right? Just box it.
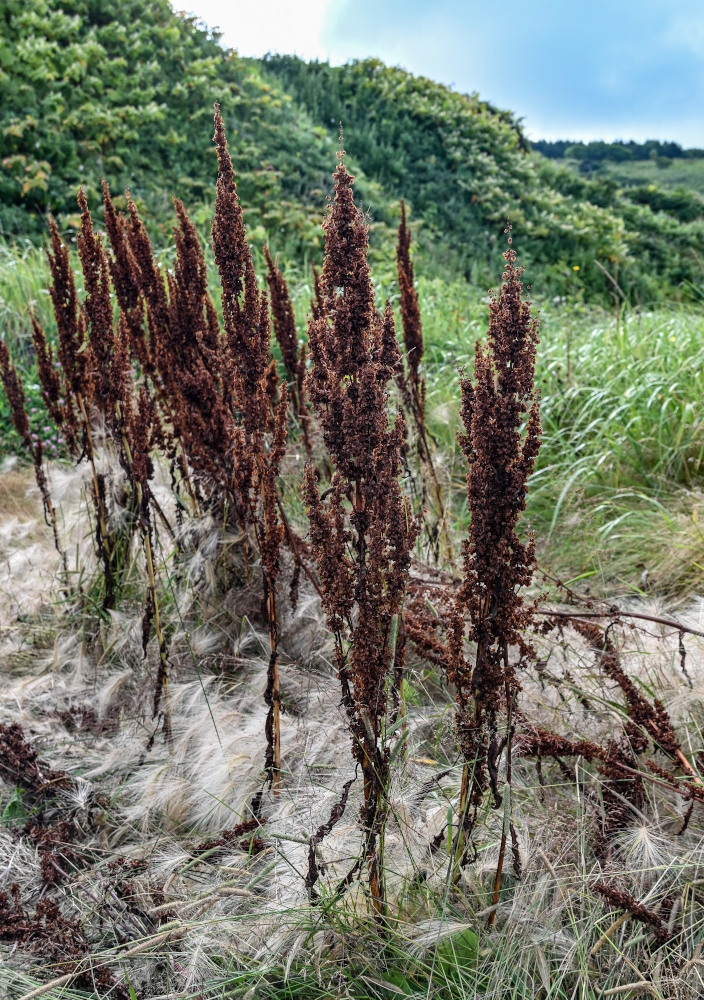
[1,457,704,998]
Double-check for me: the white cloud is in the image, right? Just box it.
[663,10,704,58]
[175,0,336,59]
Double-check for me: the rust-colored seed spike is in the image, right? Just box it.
[0,339,66,571]
[231,263,271,439]
[77,188,118,417]
[30,312,63,429]
[304,149,420,918]
[448,231,541,882]
[211,106,270,445]
[156,197,232,490]
[264,245,312,451]
[322,157,374,378]
[212,102,249,332]
[310,263,324,321]
[572,619,681,760]
[264,245,299,384]
[397,199,424,387]
[592,883,671,944]
[102,181,153,375]
[102,180,140,314]
[46,217,82,398]
[0,339,32,451]
[451,239,541,720]
[124,192,167,347]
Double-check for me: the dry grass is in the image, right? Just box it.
[0,460,59,632]
[0,456,702,998]
[0,461,43,523]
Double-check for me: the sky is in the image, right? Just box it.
[182,0,704,146]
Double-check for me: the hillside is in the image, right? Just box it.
[2,0,704,301]
[263,56,704,301]
[0,0,350,257]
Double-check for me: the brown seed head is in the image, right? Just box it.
[397,200,424,387]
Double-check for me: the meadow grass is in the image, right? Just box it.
[382,277,704,597]
[0,238,55,360]
[542,154,704,196]
[602,157,704,195]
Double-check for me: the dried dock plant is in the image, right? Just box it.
[264,246,311,455]
[396,201,452,559]
[0,339,66,574]
[304,151,419,916]
[447,230,541,891]
[212,105,288,786]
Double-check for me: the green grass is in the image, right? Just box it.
[544,155,704,196]
[0,240,65,455]
[0,238,54,359]
[603,157,704,195]
[530,306,704,590]
[383,279,704,595]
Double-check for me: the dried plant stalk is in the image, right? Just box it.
[43,215,123,604]
[397,202,424,401]
[257,385,288,787]
[447,230,541,880]
[0,339,67,577]
[395,202,453,560]
[212,105,288,786]
[304,151,419,917]
[264,246,311,457]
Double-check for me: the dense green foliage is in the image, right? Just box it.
[0,0,357,255]
[599,157,704,197]
[263,55,704,301]
[2,0,704,301]
[263,55,621,290]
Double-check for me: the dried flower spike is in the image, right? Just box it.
[448,229,541,877]
[305,152,419,917]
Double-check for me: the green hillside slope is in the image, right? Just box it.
[0,0,358,255]
[263,56,704,301]
[2,0,703,302]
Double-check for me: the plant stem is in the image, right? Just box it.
[489,666,516,928]
[362,748,386,922]
[33,455,69,590]
[276,493,322,598]
[451,759,472,885]
[142,501,172,745]
[77,393,116,605]
[118,404,172,745]
[538,607,704,639]
[266,579,281,790]
[488,782,510,928]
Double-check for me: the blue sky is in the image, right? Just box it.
[183,0,704,145]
